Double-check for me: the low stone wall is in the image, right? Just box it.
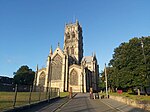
[110,95,150,111]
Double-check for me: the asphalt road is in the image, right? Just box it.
[56,93,149,112]
[22,93,149,112]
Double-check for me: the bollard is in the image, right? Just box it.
[69,87,72,98]
[57,88,60,97]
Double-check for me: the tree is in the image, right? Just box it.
[13,65,35,85]
[108,37,150,93]
[100,67,119,92]
[98,73,105,91]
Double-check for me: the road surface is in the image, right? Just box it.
[22,93,149,112]
[56,93,148,112]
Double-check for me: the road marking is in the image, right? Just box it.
[100,99,124,112]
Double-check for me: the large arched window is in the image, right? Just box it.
[39,72,46,86]
[51,54,63,80]
[70,69,78,85]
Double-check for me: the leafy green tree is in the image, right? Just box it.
[101,67,119,92]
[109,37,150,93]
[98,73,105,91]
[13,65,35,85]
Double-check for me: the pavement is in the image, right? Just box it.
[21,93,149,112]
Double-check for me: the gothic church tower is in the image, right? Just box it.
[35,20,99,93]
[64,20,83,64]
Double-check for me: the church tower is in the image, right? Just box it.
[64,20,83,64]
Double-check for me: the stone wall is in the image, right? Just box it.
[110,95,150,111]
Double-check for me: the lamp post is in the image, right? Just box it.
[141,40,147,67]
[141,38,149,95]
[141,39,149,79]
[104,63,108,98]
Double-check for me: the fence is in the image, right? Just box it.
[0,84,60,111]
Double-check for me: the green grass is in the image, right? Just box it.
[60,92,69,97]
[0,91,59,111]
[110,92,150,101]
[100,92,150,102]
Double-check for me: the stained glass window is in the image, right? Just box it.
[70,69,78,85]
[51,54,63,80]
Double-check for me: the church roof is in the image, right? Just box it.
[38,68,46,72]
[82,56,93,63]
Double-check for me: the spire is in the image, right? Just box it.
[92,52,94,57]
[76,19,79,25]
[36,64,39,72]
[57,42,60,48]
[94,52,96,57]
[49,45,53,56]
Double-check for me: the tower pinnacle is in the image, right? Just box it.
[49,45,53,56]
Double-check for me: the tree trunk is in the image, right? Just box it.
[138,88,140,95]
[144,87,148,96]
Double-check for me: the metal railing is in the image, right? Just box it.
[0,84,59,111]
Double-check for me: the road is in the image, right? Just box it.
[56,93,148,112]
[22,93,149,112]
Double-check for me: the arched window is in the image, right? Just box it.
[39,72,46,86]
[66,32,70,39]
[70,69,78,85]
[51,54,62,80]
[72,31,75,38]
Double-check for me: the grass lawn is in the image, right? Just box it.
[0,91,60,111]
[100,92,150,102]
[60,92,69,97]
[0,92,14,110]
[0,91,68,111]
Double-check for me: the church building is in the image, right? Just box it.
[34,20,99,92]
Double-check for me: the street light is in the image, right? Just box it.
[141,40,147,66]
[141,38,149,95]
[141,39,149,79]
[104,63,108,98]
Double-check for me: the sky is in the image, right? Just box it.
[0,0,150,78]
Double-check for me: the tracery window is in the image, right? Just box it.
[72,31,75,38]
[70,69,78,85]
[39,72,46,86]
[51,54,62,80]
[66,32,70,39]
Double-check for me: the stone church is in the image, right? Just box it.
[34,20,99,92]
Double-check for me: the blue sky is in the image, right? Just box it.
[0,0,150,77]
